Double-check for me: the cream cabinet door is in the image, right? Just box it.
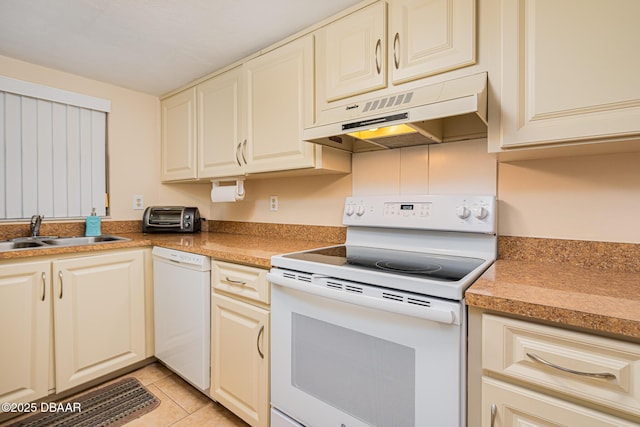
[197,67,245,179]
[161,87,197,181]
[53,250,146,392]
[0,261,50,404]
[482,377,639,427]
[500,0,640,148]
[211,292,269,427]
[389,0,476,85]
[243,34,316,174]
[318,1,386,102]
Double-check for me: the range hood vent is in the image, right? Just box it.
[304,72,488,152]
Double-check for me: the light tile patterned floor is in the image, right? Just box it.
[1,363,249,427]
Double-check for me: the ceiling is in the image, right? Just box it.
[0,0,361,96]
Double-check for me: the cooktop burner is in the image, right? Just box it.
[283,245,484,282]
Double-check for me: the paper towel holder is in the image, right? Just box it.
[211,178,245,199]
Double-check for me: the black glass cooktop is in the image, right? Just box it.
[283,245,485,282]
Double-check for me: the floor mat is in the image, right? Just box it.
[6,377,160,427]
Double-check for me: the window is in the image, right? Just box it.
[0,76,110,220]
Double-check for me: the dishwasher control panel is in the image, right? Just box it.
[152,246,210,269]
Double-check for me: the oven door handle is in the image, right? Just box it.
[267,273,457,325]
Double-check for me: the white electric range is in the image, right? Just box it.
[267,194,497,427]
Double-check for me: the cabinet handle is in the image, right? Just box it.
[393,32,400,69]
[490,403,497,427]
[58,271,63,299]
[526,352,617,380]
[41,272,46,301]
[257,325,265,359]
[235,142,242,166]
[241,139,247,164]
[375,39,382,74]
[225,276,247,286]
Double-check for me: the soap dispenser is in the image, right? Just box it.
[85,208,101,237]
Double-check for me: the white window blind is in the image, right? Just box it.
[0,76,110,220]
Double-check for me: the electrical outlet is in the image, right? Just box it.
[270,195,278,211]
[133,195,144,210]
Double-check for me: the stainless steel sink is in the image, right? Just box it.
[0,235,131,252]
[40,235,131,246]
[0,240,47,251]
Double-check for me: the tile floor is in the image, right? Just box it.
[1,362,249,427]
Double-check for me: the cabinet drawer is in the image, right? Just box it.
[482,377,639,427]
[212,261,269,305]
[482,314,640,417]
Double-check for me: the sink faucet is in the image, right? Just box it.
[30,215,43,237]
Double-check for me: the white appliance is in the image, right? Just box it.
[153,246,211,392]
[267,194,497,427]
[304,72,488,152]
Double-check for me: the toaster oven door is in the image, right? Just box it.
[147,208,183,226]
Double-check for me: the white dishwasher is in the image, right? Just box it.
[153,246,211,392]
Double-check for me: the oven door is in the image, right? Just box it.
[269,273,466,427]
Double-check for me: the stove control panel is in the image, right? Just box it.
[343,194,496,233]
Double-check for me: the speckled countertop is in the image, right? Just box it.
[0,231,338,269]
[3,223,639,341]
[466,237,640,341]
[0,222,345,268]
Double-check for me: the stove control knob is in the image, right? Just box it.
[456,206,470,219]
[356,205,366,216]
[473,206,488,219]
[345,205,355,216]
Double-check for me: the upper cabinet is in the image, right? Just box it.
[243,35,318,174]
[495,0,640,154]
[389,0,476,85]
[161,34,350,183]
[197,67,244,179]
[316,0,476,107]
[161,88,197,181]
[318,1,387,102]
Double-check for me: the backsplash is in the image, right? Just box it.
[209,220,345,244]
[0,220,144,241]
[499,236,640,273]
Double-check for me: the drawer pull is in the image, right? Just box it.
[374,39,382,74]
[526,352,617,380]
[226,276,247,286]
[41,272,46,301]
[393,32,400,69]
[235,142,242,166]
[490,403,497,427]
[257,325,265,359]
[58,271,63,299]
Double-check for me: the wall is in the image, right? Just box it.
[498,152,640,244]
[0,54,211,221]
[211,139,497,226]
[209,173,352,226]
[352,140,496,196]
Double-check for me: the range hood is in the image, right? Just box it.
[304,72,488,152]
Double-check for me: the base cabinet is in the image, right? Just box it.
[210,261,270,427]
[483,377,638,427]
[0,249,147,406]
[0,261,50,404]
[481,314,640,426]
[53,251,146,392]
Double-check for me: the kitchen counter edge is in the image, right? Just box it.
[0,231,335,270]
[466,259,640,342]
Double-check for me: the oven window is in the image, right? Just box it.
[291,313,415,427]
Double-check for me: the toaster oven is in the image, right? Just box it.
[142,206,201,233]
